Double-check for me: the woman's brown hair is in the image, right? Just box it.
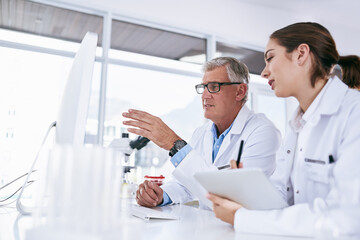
[270,22,360,89]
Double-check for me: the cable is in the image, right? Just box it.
[0,181,35,207]
[16,121,56,215]
[0,181,34,204]
[0,171,36,207]
[0,170,36,192]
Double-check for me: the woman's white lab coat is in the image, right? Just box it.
[162,105,281,209]
[234,76,360,237]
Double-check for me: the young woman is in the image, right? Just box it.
[207,22,360,237]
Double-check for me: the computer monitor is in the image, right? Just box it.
[16,32,98,215]
[56,31,98,146]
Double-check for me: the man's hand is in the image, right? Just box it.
[123,109,180,150]
[230,159,243,169]
[206,193,243,225]
[136,180,164,207]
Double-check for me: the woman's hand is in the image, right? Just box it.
[206,193,243,225]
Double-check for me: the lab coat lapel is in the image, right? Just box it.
[307,76,347,127]
[203,125,214,166]
[213,106,250,165]
[319,76,347,115]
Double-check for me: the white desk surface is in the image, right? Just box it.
[0,200,335,240]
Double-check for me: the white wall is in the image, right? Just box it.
[39,0,360,55]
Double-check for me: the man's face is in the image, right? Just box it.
[201,66,241,125]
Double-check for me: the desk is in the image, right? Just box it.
[0,200,337,240]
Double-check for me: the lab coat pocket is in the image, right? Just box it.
[304,159,332,199]
[304,158,331,184]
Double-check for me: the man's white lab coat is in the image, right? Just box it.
[162,105,281,209]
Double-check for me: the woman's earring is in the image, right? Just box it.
[297,61,301,65]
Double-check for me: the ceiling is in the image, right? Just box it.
[0,0,103,44]
[0,0,266,74]
[2,0,358,75]
[0,0,208,62]
[79,0,359,56]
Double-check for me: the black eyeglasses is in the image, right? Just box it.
[195,82,241,94]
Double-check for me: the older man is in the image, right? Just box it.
[123,57,281,209]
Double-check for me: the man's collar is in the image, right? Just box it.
[208,104,251,136]
[211,121,234,140]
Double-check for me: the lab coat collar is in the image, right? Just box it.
[314,75,348,116]
[229,104,251,135]
[213,105,251,164]
[205,104,250,134]
[289,76,348,130]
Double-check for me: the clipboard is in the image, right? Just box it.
[194,168,288,210]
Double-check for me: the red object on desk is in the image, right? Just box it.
[144,175,165,186]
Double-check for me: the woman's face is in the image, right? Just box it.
[261,39,302,98]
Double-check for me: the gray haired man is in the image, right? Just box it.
[123,57,281,209]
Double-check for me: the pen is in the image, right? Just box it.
[236,140,244,167]
[329,154,335,164]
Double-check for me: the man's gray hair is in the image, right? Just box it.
[202,57,249,102]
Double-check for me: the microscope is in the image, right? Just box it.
[108,133,150,185]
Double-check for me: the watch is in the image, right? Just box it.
[169,140,187,157]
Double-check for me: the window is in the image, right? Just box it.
[216,42,265,75]
[249,75,287,136]
[0,41,100,190]
[0,46,71,183]
[0,0,104,187]
[105,63,203,179]
[256,94,286,135]
[0,1,294,191]
[0,1,208,188]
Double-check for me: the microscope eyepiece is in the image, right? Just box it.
[129,136,150,150]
